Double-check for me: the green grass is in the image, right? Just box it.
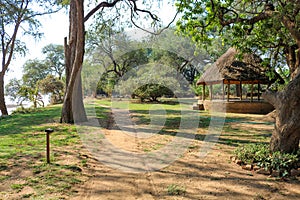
[11,183,25,192]
[0,99,275,199]
[0,105,84,199]
[167,184,186,195]
[93,99,193,134]
[91,99,273,146]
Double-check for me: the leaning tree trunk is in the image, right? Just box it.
[0,73,8,116]
[60,0,87,123]
[263,72,300,153]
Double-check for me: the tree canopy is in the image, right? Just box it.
[83,26,210,100]
[0,0,62,115]
[42,44,65,79]
[5,44,65,107]
[176,0,300,80]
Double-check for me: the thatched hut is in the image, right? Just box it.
[196,48,282,114]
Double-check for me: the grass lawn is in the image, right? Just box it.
[1,98,298,200]
[0,105,85,199]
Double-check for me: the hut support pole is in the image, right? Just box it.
[258,83,260,101]
[210,84,213,101]
[202,84,205,101]
[227,82,230,102]
[251,82,254,102]
[239,81,242,101]
[222,81,225,101]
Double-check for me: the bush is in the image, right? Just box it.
[234,143,299,177]
[133,84,174,102]
[258,151,298,177]
[234,143,269,164]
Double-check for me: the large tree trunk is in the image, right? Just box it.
[263,14,300,153]
[72,68,87,122]
[60,0,87,123]
[263,72,300,153]
[0,74,8,116]
[264,17,300,153]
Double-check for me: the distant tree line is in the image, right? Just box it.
[5,44,65,107]
[82,27,210,102]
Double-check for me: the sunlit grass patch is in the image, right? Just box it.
[0,105,84,199]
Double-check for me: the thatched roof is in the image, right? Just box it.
[197,48,280,85]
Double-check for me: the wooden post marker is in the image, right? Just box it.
[45,128,54,164]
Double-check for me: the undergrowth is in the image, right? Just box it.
[234,143,299,177]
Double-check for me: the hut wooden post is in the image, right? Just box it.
[227,81,230,102]
[222,80,225,101]
[239,81,242,101]
[210,84,213,101]
[202,84,206,101]
[250,82,254,102]
[258,83,260,101]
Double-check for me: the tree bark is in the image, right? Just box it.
[0,74,8,115]
[72,68,87,122]
[284,45,300,79]
[60,0,87,123]
[264,13,300,153]
[263,72,300,153]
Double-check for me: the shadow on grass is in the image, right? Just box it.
[0,105,61,136]
[90,102,273,148]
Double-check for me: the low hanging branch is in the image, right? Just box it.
[84,0,121,22]
[131,0,159,21]
[129,0,180,35]
[84,0,179,35]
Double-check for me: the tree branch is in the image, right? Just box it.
[84,0,122,22]
[21,8,62,22]
[130,0,159,21]
[129,3,180,35]
[281,16,300,47]
[262,90,280,108]
[219,9,272,27]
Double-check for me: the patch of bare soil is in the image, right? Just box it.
[71,114,300,200]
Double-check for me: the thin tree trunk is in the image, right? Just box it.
[0,74,8,115]
[285,45,300,79]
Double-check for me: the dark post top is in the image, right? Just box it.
[45,128,54,133]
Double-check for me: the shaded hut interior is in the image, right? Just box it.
[196,48,282,114]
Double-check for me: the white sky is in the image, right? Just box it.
[5,9,69,81]
[5,2,178,84]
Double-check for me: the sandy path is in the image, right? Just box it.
[71,137,300,200]
[71,109,300,199]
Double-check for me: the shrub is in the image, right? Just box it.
[234,143,299,177]
[258,151,298,177]
[132,84,174,102]
[234,143,269,164]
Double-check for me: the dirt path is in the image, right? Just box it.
[71,118,300,200]
[72,144,300,200]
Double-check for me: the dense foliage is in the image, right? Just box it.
[132,84,174,102]
[5,45,65,106]
[176,0,300,80]
[83,27,209,100]
[0,0,63,115]
[234,143,299,177]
